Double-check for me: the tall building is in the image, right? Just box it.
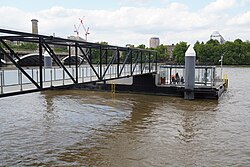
[166,44,175,60]
[149,37,160,48]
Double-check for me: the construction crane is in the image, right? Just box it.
[79,17,90,41]
[74,24,80,37]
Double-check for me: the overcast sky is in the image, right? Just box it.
[0,0,249,47]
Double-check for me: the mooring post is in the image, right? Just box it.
[184,44,196,100]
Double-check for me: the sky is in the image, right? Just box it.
[0,0,250,47]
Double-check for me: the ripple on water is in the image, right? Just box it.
[1,67,250,166]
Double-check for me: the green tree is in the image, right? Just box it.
[195,39,223,65]
[156,44,168,62]
[173,41,188,64]
[136,44,146,49]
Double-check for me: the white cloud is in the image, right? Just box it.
[227,11,250,25]
[0,7,31,31]
[0,2,249,47]
[240,0,250,6]
[203,0,236,13]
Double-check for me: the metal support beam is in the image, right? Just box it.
[75,43,78,83]
[119,49,131,77]
[105,49,108,65]
[0,28,158,98]
[117,49,120,77]
[42,40,76,83]
[68,45,71,68]
[132,51,140,74]
[0,40,40,89]
[155,52,158,72]
[140,51,143,74]
[99,46,102,80]
[102,50,117,78]
[39,37,43,88]
[148,52,151,73]
[130,50,133,76]
[78,44,101,80]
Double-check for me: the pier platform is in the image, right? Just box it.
[89,65,227,100]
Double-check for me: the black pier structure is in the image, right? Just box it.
[0,29,227,99]
[0,28,157,98]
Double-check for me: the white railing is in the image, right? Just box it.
[0,63,155,95]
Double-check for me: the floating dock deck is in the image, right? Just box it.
[94,65,227,100]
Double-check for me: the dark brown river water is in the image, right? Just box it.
[0,67,250,166]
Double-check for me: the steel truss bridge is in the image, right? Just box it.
[0,29,158,98]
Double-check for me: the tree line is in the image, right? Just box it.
[153,39,250,65]
[2,39,250,65]
[91,39,250,65]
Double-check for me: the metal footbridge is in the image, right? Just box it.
[0,29,157,98]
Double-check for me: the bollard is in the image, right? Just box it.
[184,44,196,100]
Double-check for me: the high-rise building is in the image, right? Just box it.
[149,37,160,48]
[166,44,175,60]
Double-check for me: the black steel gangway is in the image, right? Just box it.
[0,28,157,98]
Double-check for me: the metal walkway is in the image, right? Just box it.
[0,29,157,98]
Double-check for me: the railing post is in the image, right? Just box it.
[0,71,3,94]
[50,69,53,87]
[72,68,74,78]
[155,52,157,72]
[82,67,84,83]
[110,66,112,78]
[99,45,102,80]
[75,43,78,83]
[117,49,120,78]
[54,67,56,80]
[140,51,143,74]
[68,46,71,68]
[148,51,151,73]
[31,68,34,79]
[44,68,46,82]
[19,71,23,91]
[63,70,65,85]
[39,37,43,89]
[85,67,87,81]
[90,69,92,81]
[130,50,133,76]
[36,69,39,83]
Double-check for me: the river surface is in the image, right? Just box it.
[0,67,250,166]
